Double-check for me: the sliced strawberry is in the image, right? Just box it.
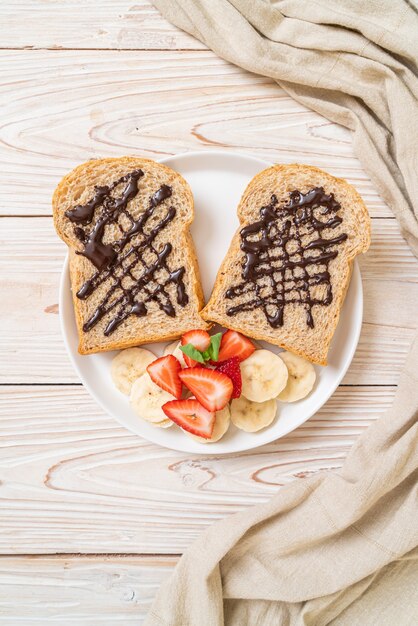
[215,357,242,399]
[162,399,215,439]
[147,355,182,399]
[181,329,211,367]
[179,367,233,412]
[217,330,255,362]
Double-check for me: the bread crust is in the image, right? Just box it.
[54,157,207,354]
[201,164,371,365]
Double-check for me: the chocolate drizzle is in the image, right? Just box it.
[226,187,347,329]
[65,171,189,336]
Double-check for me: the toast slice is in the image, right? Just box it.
[201,164,371,365]
[53,157,207,354]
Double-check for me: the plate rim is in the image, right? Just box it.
[59,150,363,454]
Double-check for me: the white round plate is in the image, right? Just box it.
[60,151,362,454]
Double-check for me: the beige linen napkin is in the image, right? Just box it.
[145,1,418,624]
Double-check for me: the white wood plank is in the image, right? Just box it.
[1,2,415,605]
[0,0,205,50]
[0,385,393,554]
[0,555,177,624]
[0,217,416,385]
[0,49,392,217]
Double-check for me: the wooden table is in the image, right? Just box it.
[1,2,417,623]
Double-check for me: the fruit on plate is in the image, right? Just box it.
[277,352,316,402]
[163,340,186,367]
[180,329,211,367]
[215,357,242,398]
[230,396,277,432]
[112,329,315,441]
[217,329,255,362]
[240,349,288,401]
[179,367,233,411]
[111,347,156,395]
[130,373,174,424]
[187,404,231,443]
[147,355,182,399]
[162,398,215,439]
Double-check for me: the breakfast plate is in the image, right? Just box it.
[60,150,363,454]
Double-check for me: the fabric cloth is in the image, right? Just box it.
[145,1,418,624]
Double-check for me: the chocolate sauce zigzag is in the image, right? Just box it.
[65,170,188,336]
[225,187,347,329]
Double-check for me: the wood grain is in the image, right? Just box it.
[0,385,393,554]
[0,217,416,385]
[1,1,205,51]
[2,1,417,612]
[1,49,393,217]
[0,555,177,624]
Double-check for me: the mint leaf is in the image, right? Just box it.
[179,343,206,363]
[207,332,222,362]
[179,333,223,364]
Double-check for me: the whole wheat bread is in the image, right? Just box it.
[201,164,371,365]
[53,157,207,354]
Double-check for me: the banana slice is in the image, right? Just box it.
[154,419,174,428]
[163,340,186,367]
[187,405,231,443]
[277,352,316,402]
[230,396,277,432]
[240,349,288,401]
[111,347,156,395]
[130,373,174,423]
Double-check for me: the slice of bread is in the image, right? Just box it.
[201,164,371,365]
[53,157,207,354]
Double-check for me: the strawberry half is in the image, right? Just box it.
[179,367,233,412]
[147,355,182,399]
[217,330,255,362]
[215,357,242,399]
[162,399,215,439]
[181,329,211,367]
